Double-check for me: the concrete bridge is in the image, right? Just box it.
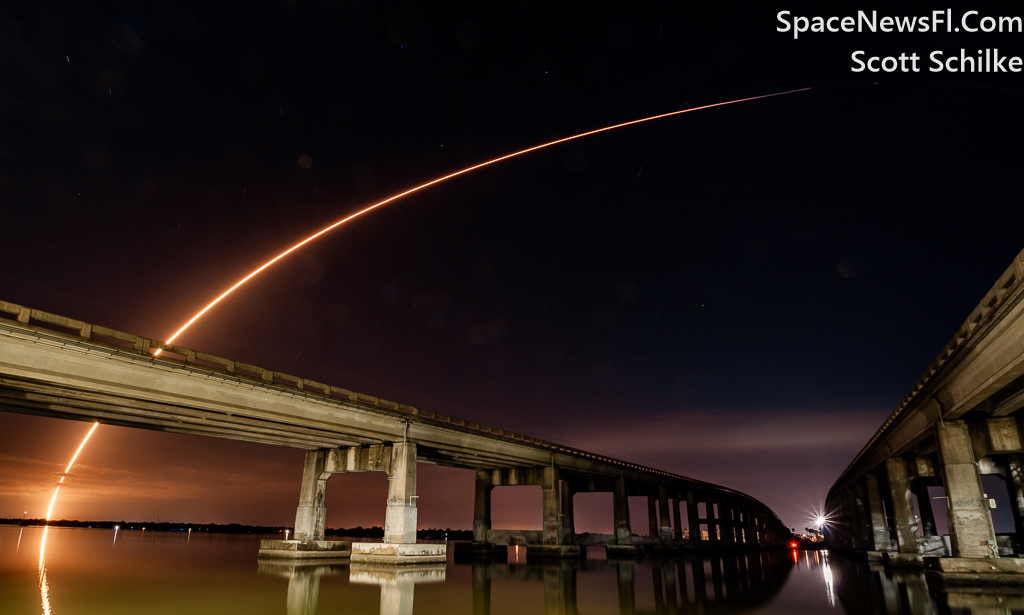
[0,298,788,561]
[825,246,1024,581]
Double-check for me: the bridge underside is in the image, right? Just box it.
[825,247,1024,582]
[0,299,791,557]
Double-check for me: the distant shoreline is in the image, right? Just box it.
[1,519,471,540]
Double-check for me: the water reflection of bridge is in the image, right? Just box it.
[260,549,795,615]
[472,552,793,615]
[831,552,1024,615]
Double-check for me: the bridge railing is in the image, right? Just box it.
[0,298,782,524]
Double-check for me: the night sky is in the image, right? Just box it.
[3,1,1024,535]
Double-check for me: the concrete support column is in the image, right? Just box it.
[719,504,733,544]
[474,469,493,544]
[864,473,892,552]
[743,508,756,545]
[385,442,417,544]
[541,466,561,545]
[294,449,329,541]
[1007,454,1024,554]
[885,458,920,554]
[613,478,632,545]
[561,482,575,545]
[937,421,998,558]
[707,500,720,544]
[657,486,672,543]
[647,495,659,539]
[686,491,701,545]
[851,480,874,549]
[672,497,683,541]
[911,484,937,537]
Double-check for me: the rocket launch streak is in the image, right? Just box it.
[154,88,809,350]
[45,422,99,521]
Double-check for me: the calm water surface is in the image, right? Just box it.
[1,526,1021,614]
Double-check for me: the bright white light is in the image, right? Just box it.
[815,515,826,528]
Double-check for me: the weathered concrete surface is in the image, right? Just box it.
[885,458,920,554]
[925,556,1024,588]
[384,442,417,545]
[349,542,446,564]
[605,544,643,558]
[525,544,581,558]
[257,539,351,559]
[293,450,328,542]
[938,421,999,558]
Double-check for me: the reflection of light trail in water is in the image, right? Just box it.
[821,551,836,607]
[39,526,51,615]
[38,421,100,615]
[154,88,810,354]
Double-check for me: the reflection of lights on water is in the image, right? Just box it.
[514,545,520,563]
[153,89,810,353]
[822,551,836,608]
[39,526,51,615]
[113,525,119,545]
[17,528,23,554]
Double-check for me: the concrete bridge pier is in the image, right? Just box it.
[885,457,921,562]
[686,491,701,547]
[351,441,446,564]
[657,487,673,543]
[259,449,352,560]
[295,449,329,542]
[260,442,445,563]
[531,466,580,558]
[936,421,998,559]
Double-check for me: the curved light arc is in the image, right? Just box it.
[158,88,810,348]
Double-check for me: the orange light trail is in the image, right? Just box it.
[44,421,99,521]
[155,88,810,351]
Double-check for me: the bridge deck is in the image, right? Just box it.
[0,299,773,517]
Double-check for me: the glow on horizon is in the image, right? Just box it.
[155,88,810,352]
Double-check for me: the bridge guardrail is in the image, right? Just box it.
[0,298,782,524]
